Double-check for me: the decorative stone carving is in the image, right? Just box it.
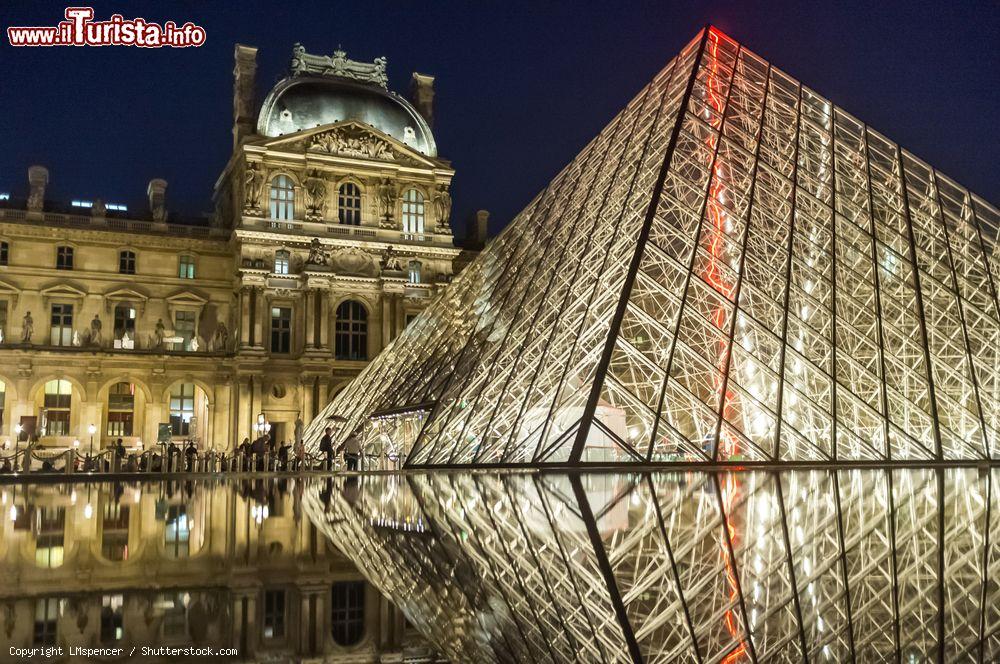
[212,321,229,352]
[243,162,265,215]
[89,314,103,347]
[154,318,166,349]
[305,238,330,267]
[331,247,378,277]
[290,44,388,89]
[380,245,403,272]
[91,198,106,219]
[302,170,327,221]
[309,125,395,161]
[433,184,452,232]
[20,311,33,344]
[375,178,397,228]
[27,166,48,212]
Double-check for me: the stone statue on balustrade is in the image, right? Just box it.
[21,311,33,344]
[212,321,230,352]
[380,245,403,272]
[89,314,103,347]
[154,318,166,349]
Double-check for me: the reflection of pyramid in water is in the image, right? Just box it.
[307,26,1000,466]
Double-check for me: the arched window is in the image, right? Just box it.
[269,175,295,221]
[43,380,72,436]
[169,383,195,436]
[118,250,136,274]
[401,189,424,234]
[107,382,134,437]
[274,250,290,275]
[331,581,365,646]
[338,183,362,225]
[113,304,136,344]
[408,260,422,284]
[335,301,368,361]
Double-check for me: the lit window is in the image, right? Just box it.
[178,255,195,279]
[173,311,196,351]
[0,241,8,266]
[56,246,74,270]
[270,307,292,354]
[331,582,365,646]
[43,380,72,435]
[119,250,136,274]
[50,304,73,346]
[107,382,134,437]
[335,301,368,361]
[0,193,10,201]
[338,183,362,226]
[35,507,65,568]
[107,203,127,212]
[113,304,136,343]
[269,175,295,221]
[34,598,59,646]
[274,250,290,275]
[169,383,195,436]
[71,200,93,208]
[401,189,424,234]
[101,504,130,562]
[408,260,422,284]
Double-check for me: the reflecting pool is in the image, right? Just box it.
[2,469,997,662]
[305,468,1000,663]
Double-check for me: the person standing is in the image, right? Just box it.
[337,428,362,472]
[319,426,334,471]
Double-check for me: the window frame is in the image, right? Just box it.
[269,175,296,221]
[330,581,365,647]
[401,188,425,234]
[50,303,73,346]
[338,182,362,226]
[273,250,290,275]
[178,255,196,279]
[118,250,136,275]
[334,300,368,361]
[270,306,292,354]
[56,245,74,270]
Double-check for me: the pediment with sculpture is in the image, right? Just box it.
[261,121,434,168]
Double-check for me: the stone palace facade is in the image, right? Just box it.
[0,43,481,453]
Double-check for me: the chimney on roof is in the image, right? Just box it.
[233,44,259,151]
[147,179,168,223]
[466,209,489,250]
[27,165,48,213]
[409,72,435,126]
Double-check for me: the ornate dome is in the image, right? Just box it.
[257,75,436,157]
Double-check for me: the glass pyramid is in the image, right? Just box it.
[307,26,1000,466]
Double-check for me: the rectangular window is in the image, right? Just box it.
[274,251,290,275]
[169,383,195,436]
[35,507,65,568]
[50,303,73,346]
[270,307,291,354]
[174,311,196,351]
[44,380,72,436]
[102,503,130,562]
[164,505,190,558]
[119,251,136,274]
[178,255,195,279]
[331,581,365,646]
[113,306,136,344]
[405,313,419,328]
[408,261,422,284]
[56,246,74,270]
[34,598,59,646]
[263,590,286,639]
[0,241,8,266]
[0,300,7,342]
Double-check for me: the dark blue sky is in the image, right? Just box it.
[1,1,997,236]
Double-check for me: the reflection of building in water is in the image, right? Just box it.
[0,480,438,662]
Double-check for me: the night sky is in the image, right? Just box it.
[1,1,997,237]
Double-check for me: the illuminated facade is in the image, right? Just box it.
[308,27,1000,466]
[0,43,466,453]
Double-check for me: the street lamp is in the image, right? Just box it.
[87,423,96,453]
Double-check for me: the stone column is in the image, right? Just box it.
[318,293,330,349]
[253,291,266,350]
[304,291,316,348]
[239,288,252,349]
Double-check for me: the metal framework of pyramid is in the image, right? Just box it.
[306,26,1000,467]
